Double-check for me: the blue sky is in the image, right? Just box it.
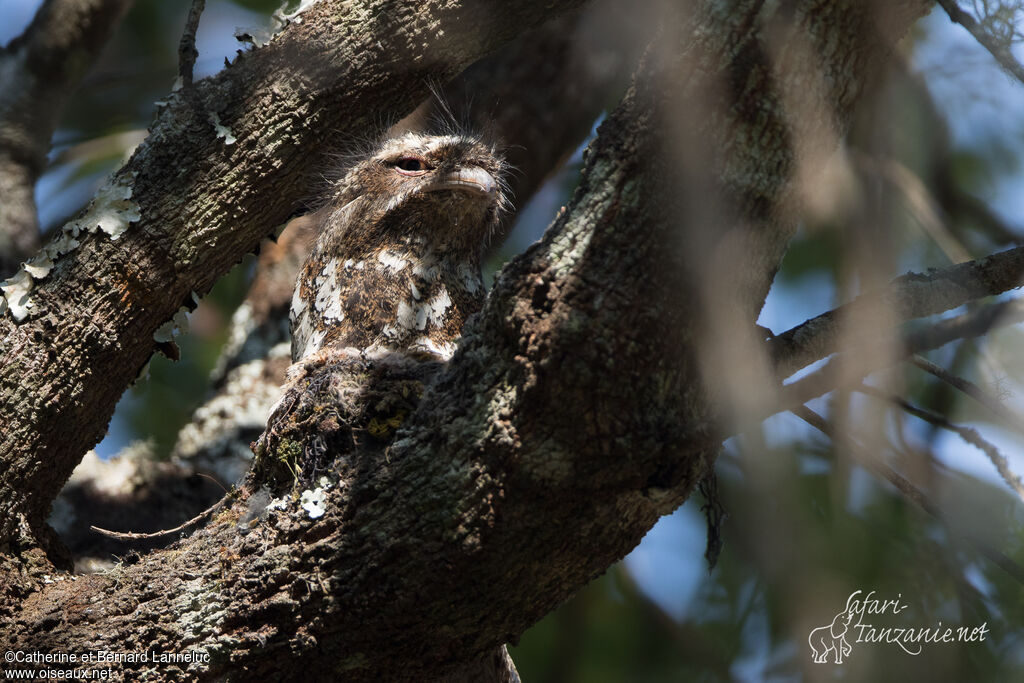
[3,0,1024,639]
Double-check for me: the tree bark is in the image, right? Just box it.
[0,0,932,680]
[0,0,586,559]
[0,0,135,277]
[168,0,666,509]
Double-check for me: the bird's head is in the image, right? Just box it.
[328,132,508,256]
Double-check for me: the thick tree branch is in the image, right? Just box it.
[0,0,134,277]
[1,1,931,679]
[172,0,661,491]
[322,0,931,665]
[0,0,586,555]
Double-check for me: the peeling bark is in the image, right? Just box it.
[0,0,586,557]
[0,0,932,680]
[171,0,663,503]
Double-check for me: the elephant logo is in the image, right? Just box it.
[808,592,859,664]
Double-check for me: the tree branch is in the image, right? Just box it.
[0,0,587,555]
[936,0,1024,86]
[172,0,665,491]
[0,0,134,277]
[177,0,206,90]
[857,383,1024,503]
[0,0,932,679]
[775,296,1024,420]
[910,353,1024,435]
[770,244,1024,380]
[904,296,1024,350]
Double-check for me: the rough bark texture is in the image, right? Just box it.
[52,0,654,577]
[0,0,586,558]
[0,0,933,680]
[170,0,662,512]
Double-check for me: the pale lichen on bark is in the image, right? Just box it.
[0,1,937,680]
[0,0,589,554]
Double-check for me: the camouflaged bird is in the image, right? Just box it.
[289,131,507,365]
[254,131,506,487]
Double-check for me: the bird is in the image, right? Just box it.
[253,131,506,486]
[289,131,507,366]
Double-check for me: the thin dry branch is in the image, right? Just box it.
[770,245,1024,379]
[774,297,1024,418]
[793,405,937,513]
[856,383,1024,503]
[904,297,1024,351]
[937,0,1024,86]
[792,404,1024,584]
[910,353,1024,434]
[90,493,228,541]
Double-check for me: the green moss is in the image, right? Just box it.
[253,436,304,490]
[276,438,303,464]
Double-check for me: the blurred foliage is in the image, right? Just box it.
[125,256,255,459]
[511,7,1024,681]
[514,441,1024,681]
[60,1,182,141]
[513,566,737,682]
[10,0,1024,679]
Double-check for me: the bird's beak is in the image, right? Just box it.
[420,167,497,197]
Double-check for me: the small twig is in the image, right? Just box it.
[936,0,1024,87]
[792,406,937,514]
[856,384,1024,503]
[194,470,230,494]
[698,471,727,571]
[178,0,206,89]
[776,297,1024,415]
[90,492,229,541]
[910,354,1024,435]
[791,405,1024,585]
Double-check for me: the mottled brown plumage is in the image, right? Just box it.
[289,132,507,364]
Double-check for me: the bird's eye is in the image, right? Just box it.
[394,157,428,174]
